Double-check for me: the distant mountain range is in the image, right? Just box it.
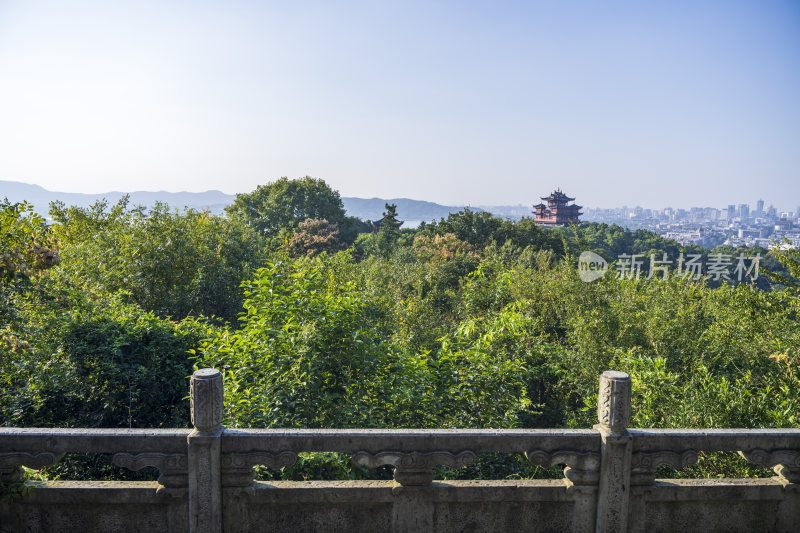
[0,181,234,217]
[341,197,484,223]
[0,180,531,225]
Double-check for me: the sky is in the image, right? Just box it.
[1,1,799,210]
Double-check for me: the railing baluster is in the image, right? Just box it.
[594,370,633,533]
[187,368,224,533]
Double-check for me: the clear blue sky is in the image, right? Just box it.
[1,1,798,210]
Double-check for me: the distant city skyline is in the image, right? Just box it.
[1,2,798,210]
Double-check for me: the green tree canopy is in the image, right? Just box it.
[225,177,348,237]
[379,203,401,233]
[372,203,403,257]
[427,208,502,249]
[50,198,266,322]
[418,209,563,255]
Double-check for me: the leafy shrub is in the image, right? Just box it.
[1,288,210,428]
[50,198,267,322]
[285,218,344,257]
[194,252,411,428]
[0,200,60,283]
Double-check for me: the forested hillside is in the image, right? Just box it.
[2,178,799,482]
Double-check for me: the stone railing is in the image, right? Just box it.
[1,369,799,532]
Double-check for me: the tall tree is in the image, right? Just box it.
[379,203,402,235]
[225,177,347,236]
[374,203,402,257]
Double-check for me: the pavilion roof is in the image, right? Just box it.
[541,190,575,202]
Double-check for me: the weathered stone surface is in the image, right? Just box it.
[188,368,224,533]
[4,479,798,532]
[629,428,800,453]
[0,428,190,454]
[220,428,601,454]
[631,450,698,486]
[220,451,297,487]
[596,370,631,435]
[190,368,224,433]
[2,368,800,532]
[113,452,189,488]
[629,479,797,533]
[525,449,601,487]
[352,450,476,486]
[0,451,63,481]
[595,370,633,533]
[0,481,188,533]
[740,449,800,483]
[224,480,583,533]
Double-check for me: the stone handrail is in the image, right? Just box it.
[1,369,799,533]
[0,428,190,452]
[629,428,800,451]
[220,427,601,452]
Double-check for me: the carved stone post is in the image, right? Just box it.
[188,368,224,533]
[594,371,632,533]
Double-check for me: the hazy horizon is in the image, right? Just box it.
[1,2,798,210]
[4,178,794,213]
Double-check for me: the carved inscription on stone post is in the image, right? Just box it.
[594,370,633,533]
[188,368,224,533]
[597,370,630,435]
[190,368,224,432]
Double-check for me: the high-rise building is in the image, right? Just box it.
[727,205,736,219]
[738,203,750,219]
[756,199,765,216]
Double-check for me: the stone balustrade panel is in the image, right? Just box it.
[1,369,799,532]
